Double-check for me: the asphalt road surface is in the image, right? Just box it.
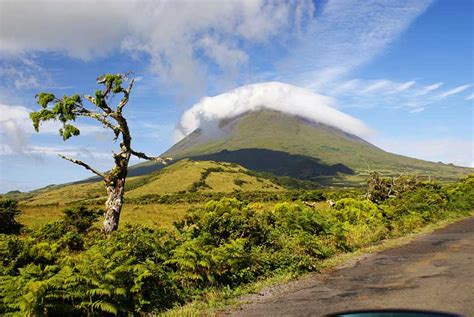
[229,217,474,316]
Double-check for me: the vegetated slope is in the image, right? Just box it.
[125,159,282,198]
[19,159,283,206]
[131,109,471,183]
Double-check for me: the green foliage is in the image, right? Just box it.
[244,169,320,189]
[273,203,328,235]
[31,93,88,140]
[30,73,129,141]
[30,206,101,251]
[1,176,472,315]
[59,123,80,140]
[99,74,125,94]
[62,205,102,233]
[37,92,55,108]
[333,199,382,225]
[0,199,23,234]
[445,175,474,212]
[0,224,180,316]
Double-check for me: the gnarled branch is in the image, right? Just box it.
[76,109,121,140]
[84,95,97,106]
[117,78,134,113]
[130,149,172,164]
[58,154,105,178]
[84,93,112,114]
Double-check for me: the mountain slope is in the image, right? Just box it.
[19,159,283,206]
[133,109,470,183]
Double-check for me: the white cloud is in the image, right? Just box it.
[176,82,373,141]
[198,36,249,71]
[0,0,129,60]
[391,80,416,93]
[0,104,108,155]
[437,84,472,99]
[414,82,443,96]
[362,80,393,94]
[374,138,474,168]
[465,93,474,101]
[1,0,313,96]
[409,107,425,113]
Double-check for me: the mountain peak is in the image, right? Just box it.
[158,109,471,183]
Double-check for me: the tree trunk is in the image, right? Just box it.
[103,177,126,235]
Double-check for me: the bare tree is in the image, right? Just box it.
[30,73,170,234]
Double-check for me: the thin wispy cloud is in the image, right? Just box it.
[409,107,425,113]
[363,80,393,94]
[391,81,416,93]
[437,84,472,99]
[466,93,474,101]
[279,0,432,89]
[260,0,462,114]
[414,82,444,96]
[0,58,52,90]
[315,77,471,111]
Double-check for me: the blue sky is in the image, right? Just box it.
[0,0,472,192]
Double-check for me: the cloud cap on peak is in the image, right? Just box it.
[176,82,373,141]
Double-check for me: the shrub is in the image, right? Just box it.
[333,198,383,225]
[445,175,474,212]
[62,205,102,233]
[273,202,328,235]
[29,206,102,251]
[0,199,22,234]
[385,182,448,222]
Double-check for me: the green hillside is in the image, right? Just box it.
[18,159,283,206]
[125,159,282,198]
[140,109,471,183]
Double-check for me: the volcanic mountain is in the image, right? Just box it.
[130,109,471,185]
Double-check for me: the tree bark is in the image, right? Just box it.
[103,149,130,235]
[103,177,126,235]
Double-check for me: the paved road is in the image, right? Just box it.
[229,217,474,316]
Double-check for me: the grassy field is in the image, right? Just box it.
[17,202,195,229]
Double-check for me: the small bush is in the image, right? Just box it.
[0,199,22,234]
[62,205,102,233]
